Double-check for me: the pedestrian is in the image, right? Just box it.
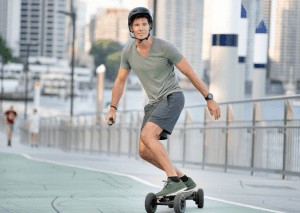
[105,7,221,199]
[26,109,40,147]
[3,106,18,146]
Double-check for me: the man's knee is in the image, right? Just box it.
[140,126,161,144]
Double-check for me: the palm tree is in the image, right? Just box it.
[0,35,13,112]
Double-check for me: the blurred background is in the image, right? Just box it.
[0,0,300,182]
[0,0,299,118]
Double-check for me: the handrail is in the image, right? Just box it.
[41,94,300,119]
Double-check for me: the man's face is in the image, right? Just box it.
[130,17,150,40]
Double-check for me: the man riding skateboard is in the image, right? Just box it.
[106,7,221,199]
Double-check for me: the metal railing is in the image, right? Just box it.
[19,94,300,180]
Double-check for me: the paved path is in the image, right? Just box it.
[0,135,299,213]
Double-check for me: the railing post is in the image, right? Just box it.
[129,112,134,157]
[118,111,124,157]
[251,102,257,175]
[183,108,191,167]
[225,104,234,173]
[282,99,294,180]
[202,108,207,170]
[98,115,103,154]
[225,105,229,172]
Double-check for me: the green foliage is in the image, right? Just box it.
[89,40,122,80]
[0,35,13,64]
[105,51,122,81]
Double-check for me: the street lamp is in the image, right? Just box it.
[57,7,76,118]
[19,42,39,120]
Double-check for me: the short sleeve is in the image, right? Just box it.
[164,41,183,65]
[120,48,131,71]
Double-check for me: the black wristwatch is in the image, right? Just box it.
[205,93,213,101]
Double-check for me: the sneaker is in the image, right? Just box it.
[182,177,197,192]
[155,178,187,199]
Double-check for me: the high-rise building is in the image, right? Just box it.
[19,0,67,59]
[93,8,131,45]
[156,0,204,80]
[0,0,21,57]
[270,0,300,83]
[66,0,86,53]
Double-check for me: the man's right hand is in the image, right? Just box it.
[105,110,116,126]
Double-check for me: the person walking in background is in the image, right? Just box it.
[3,106,18,146]
[26,109,40,147]
[106,7,221,199]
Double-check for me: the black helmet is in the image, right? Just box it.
[128,7,153,32]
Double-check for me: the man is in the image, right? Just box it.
[26,109,40,147]
[3,106,18,146]
[106,7,221,199]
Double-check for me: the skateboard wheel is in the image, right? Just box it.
[197,189,204,208]
[145,193,157,213]
[174,194,186,213]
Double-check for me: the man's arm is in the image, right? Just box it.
[3,113,7,123]
[176,57,221,120]
[105,67,131,125]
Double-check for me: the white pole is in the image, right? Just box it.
[209,0,241,120]
[252,20,268,99]
[34,82,41,111]
[236,4,248,120]
[96,64,106,124]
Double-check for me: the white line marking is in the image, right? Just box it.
[17,153,284,213]
[205,196,284,213]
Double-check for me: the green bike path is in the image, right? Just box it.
[0,151,278,213]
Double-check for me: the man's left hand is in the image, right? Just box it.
[207,100,221,120]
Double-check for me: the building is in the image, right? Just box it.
[19,0,67,59]
[66,0,86,53]
[241,0,271,84]
[0,0,21,57]
[93,8,132,45]
[156,0,204,81]
[269,0,300,87]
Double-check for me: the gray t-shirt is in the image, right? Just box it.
[121,36,183,105]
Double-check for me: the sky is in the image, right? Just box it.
[79,0,149,24]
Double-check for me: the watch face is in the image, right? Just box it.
[208,94,213,99]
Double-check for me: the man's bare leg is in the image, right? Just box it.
[7,130,11,140]
[35,133,38,146]
[140,122,181,177]
[30,133,34,146]
[139,139,184,178]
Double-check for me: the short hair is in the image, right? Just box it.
[131,14,152,26]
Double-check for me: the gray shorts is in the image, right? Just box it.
[141,91,185,140]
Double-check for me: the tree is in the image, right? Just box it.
[105,51,122,81]
[0,35,13,111]
[89,40,122,77]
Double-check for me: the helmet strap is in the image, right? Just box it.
[130,32,151,43]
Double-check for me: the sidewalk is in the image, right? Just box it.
[1,134,300,213]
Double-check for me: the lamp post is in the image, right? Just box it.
[96,64,106,124]
[58,6,76,118]
[20,42,38,120]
